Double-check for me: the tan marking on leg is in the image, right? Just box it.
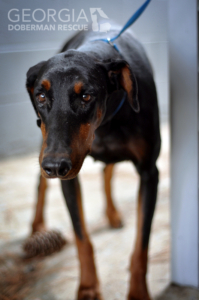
[74,179,102,300]
[128,187,151,300]
[74,81,83,94]
[41,79,51,91]
[32,175,47,233]
[103,164,123,228]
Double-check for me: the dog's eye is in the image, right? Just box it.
[82,94,91,102]
[37,93,46,103]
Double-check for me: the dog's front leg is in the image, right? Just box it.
[128,166,159,300]
[61,177,102,300]
[32,174,47,233]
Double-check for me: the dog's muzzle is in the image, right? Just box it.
[41,156,72,178]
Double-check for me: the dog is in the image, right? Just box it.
[26,25,161,300]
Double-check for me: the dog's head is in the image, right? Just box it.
[26,50,139,179]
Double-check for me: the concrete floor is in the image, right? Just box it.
[0,123,198,300]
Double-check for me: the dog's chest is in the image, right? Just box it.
[90,136,125,163]
[90,129,147,164]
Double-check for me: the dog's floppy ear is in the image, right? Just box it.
[101,59,140,113]
[26,61,46,117]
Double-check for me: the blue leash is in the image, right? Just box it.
[96,0,151,52]
[97,0,151,122]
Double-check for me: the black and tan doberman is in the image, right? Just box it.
[26,26,161,300]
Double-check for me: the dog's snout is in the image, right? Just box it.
[41,157,71,178]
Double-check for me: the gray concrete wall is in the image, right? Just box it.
[0,0,168,158]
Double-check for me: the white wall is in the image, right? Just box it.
[169,0,199,288]
[0,0,168,158]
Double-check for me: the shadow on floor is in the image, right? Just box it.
[155,283,199,300]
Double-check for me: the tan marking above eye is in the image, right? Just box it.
[74,81,83,94]
[37,93,46,103]
[82,94,91,101]
[41,79,51,91]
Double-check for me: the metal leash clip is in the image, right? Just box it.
[106,38,114,47]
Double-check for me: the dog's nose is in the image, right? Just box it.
[42,157,71,178]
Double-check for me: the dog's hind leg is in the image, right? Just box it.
[128,165,159,300]
[103,164,123,228]
[61,177,102,300]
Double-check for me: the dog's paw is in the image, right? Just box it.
[23,230,67,257]
[78,286,103,300]
[127,274,151,300]
[106,209,123,229]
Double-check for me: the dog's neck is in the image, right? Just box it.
[77,40,122,62]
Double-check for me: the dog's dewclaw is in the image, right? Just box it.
[23,230,67,257]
